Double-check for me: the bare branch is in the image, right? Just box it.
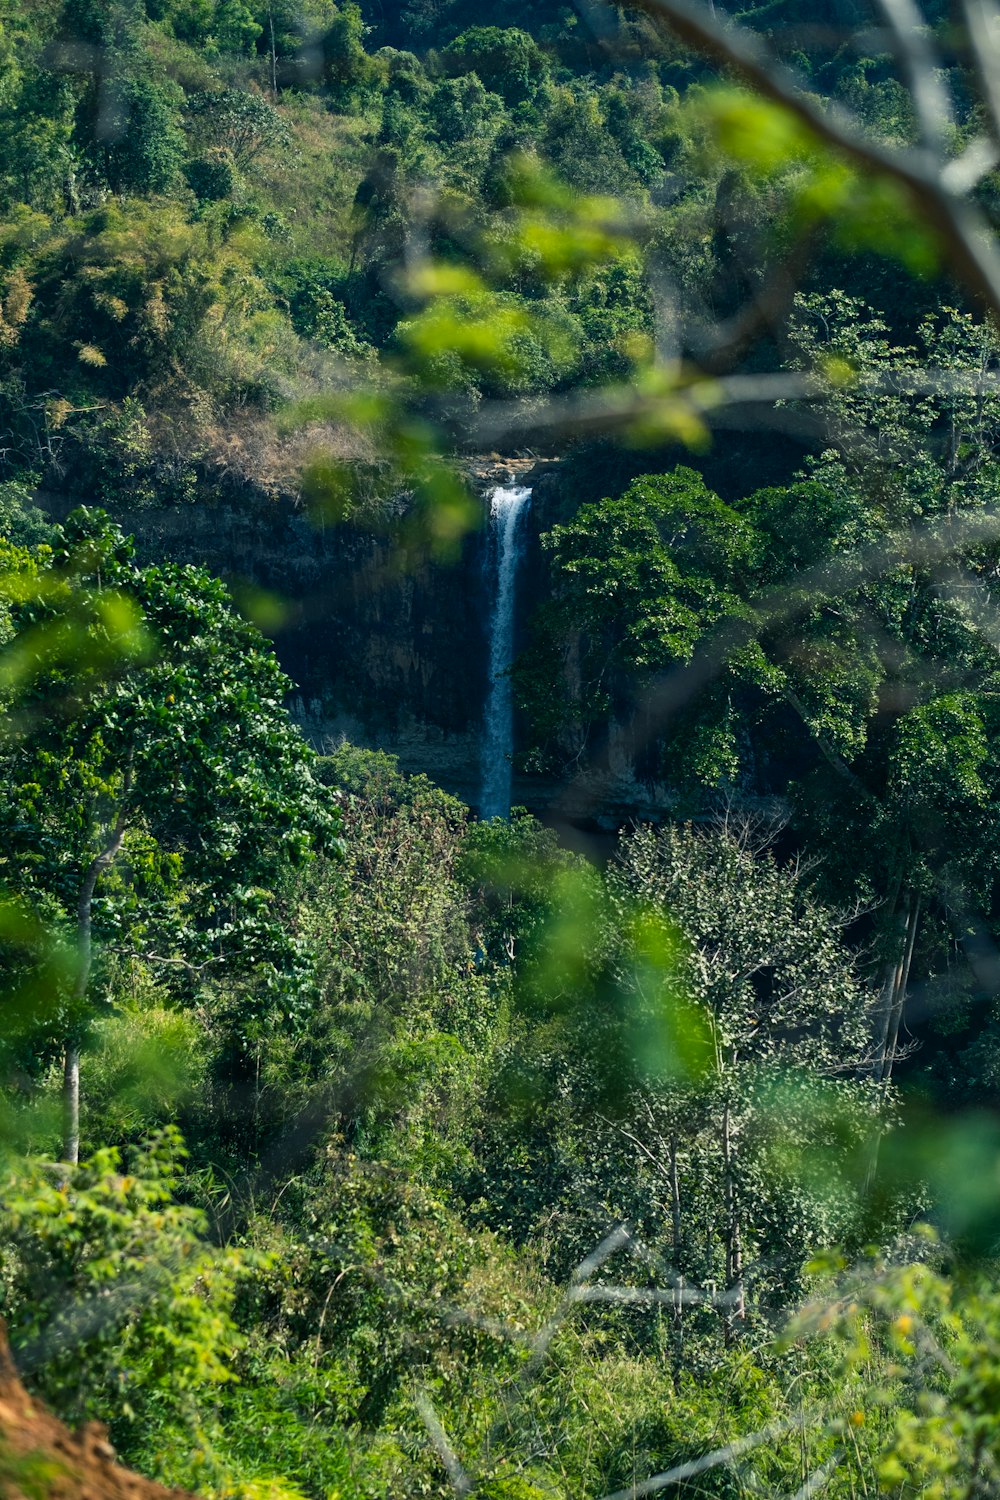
[470,366,1000,448]
[629,0,1000,326]
[697,229,821,375]
[873,0,952,150]
[787,1453,843,1500]
[961,0,1000,142]
[595,1414,804,1500]
[521,1225,634,1376]
[414,1392,474,1497]
[941,134,1000,192]
[569,1223,634,1286]
[109,947,222,975]
[571,1282,742,1308]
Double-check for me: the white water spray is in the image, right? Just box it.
[480,485,532,820]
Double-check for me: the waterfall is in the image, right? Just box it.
[480,485,532,820]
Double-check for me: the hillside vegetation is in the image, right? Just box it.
[4,4,1000,1500]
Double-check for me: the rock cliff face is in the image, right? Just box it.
[75,458,681,828]
[94,462,552,811]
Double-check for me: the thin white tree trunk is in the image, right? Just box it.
[722,1097,745,1341]
[62,795,130,1165]
[883,893,921,1092]
[62,1044,80,1167]
[669,1135,684,1386]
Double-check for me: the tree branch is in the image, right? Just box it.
[787,1453,843,1500]
[596,1413,805,1500]
[874,0,952,150]
[630,0,1000,327]
[414,1393,474,1497]
[961,0,1000,143]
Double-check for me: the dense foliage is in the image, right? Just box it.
[6,3,1000,1500]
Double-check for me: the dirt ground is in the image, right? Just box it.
[0,1323,197,1500]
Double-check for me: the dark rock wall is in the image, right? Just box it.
[86,471,551,810]
[53,455,685,823]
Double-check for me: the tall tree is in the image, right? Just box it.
[0,508,339,1161]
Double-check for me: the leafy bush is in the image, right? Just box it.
[0,1128,251,1439]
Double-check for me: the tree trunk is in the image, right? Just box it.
[62,1044,80,1167]
[62,799,130,1166]
[722,1097,745,1341]
[865,891,921,1194]
[883,893,921,1092]
[669,1135,684,1388]
[669,1134,682,1262]
[871,893,910,1083]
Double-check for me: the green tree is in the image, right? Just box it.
[59,0,187,197]
[526,465,765,786]
[427,74,503,146]
[0,508,338,1162]
[605,821,880,1334]
[542,86,640,195]
[98,77,186,196]
[530,378,1000,1101]
[214,0,261,51]
[0,64,77,214]
[155,0,261,52]
[471,817,880,1346]
[184,88,289,168]
[441,27,548,108]
[320,2,375,108]
[266,745,499,1178]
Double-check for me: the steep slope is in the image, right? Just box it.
[0,1324,197,1500]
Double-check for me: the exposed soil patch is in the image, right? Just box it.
[0,1324,197,1500]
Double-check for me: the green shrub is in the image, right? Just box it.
[0,1129,252,1442]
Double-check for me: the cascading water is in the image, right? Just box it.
[480,485,532,820]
